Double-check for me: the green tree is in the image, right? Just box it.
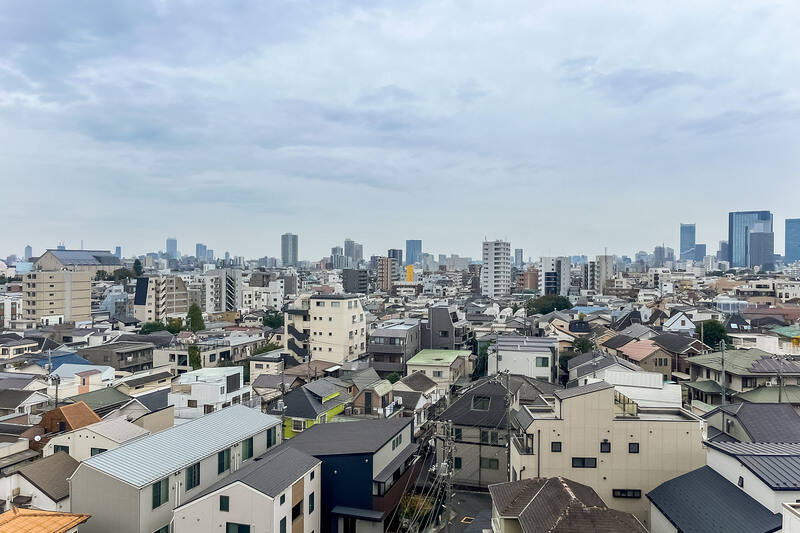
[386,372,401,384]
[132,259,143,277]
[262,311,284,329]
[511,303,520,314]
[573,336,594,354]
[111,267,135,281]
[525,295,572,315]
[700,320,731,349]
[186,304,205,332]
[139,321,167,334]
[165,317,183,335]
[252,342,282,356]
[94,270,109,281]
[188,345,202,370]
[472,343,489,379]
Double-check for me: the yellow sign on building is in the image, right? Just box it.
[406,265,414,282]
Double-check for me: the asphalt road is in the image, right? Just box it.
[449,491,492,533]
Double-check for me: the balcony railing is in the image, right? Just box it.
[511,435,534,455]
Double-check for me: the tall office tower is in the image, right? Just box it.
[344,239,356,261]
[749,228,775,271]
[166,238,178,259]
[728,211,773,267]
[480,240,511,297]
[405,240,422,266]
[515,248,524,268]
[195,243,207,261]
[224,251,230,262]
[694,244,707,262]
[388,249,403,279]
[354,243,363,264]
[679,223,696,261]
[717,241,729,262]
[330,246,347,269]
[207,249,215,262]
[541,257,570,296]
[281,233,298,267]
[114,246,122,259]
[786,219,800,264]
[24,245,32,261]
[653,246,666,268]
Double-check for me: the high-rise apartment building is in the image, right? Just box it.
[133,276,189,323]
[376,257,395,292]
[166,238,178,259]
[23,271,91,323]
[582,255,613,294]
[342,269,369,294]
[195,243,207,262]
[281,233,298,267]
[201,269,243,312]
[728,211,773,267]
[541,257,570,296]
[405,240,422,266]
[679,223,696,261]
[786,219,800,264]
[515,248,524,267]
[344,239,356,261]
[717,241,729,262]
[388,249,403,280]
[23,245,32,261]
[480,240,511,297]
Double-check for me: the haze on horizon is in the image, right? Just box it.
[1,1,799,260]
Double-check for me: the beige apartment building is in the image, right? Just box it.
[133,275,189,324]
[283,294,367,365]
[22,271,91,323]
[510,382,706,527]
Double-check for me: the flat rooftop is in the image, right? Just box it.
[407,349,471,366]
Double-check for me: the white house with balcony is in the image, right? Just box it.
[168,367,254,421]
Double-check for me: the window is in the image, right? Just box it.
[242,437,253,460]
[433,370,443,378]
[219,495,230,512]
[571,457,597,468]
[490,432,499,445]
[600,441,611,453]
[188,399,197,408]
[54,444,69,454]
[309,492,315,514]
[481,430,489,443]
[280,494,286,505]
[226,524,250,533]
[292,419,306,432]
[218,448,231,474]
[292,501,303,521]
[738,476,744,488]
[628,443,639,454]
[480,457,499,470]
[454,457,462,469]
[280,518,287,533]
[551,442,562,453]
[536,357,549,367]
[742,377,757,388]
[154,527,169,533]
[90,447,107,456]
[58,421,66,432]
[152,478,169,508]
[472,396,490,410]
[612,489,642,499]
[186,462,200,490]
[454,428,462,440]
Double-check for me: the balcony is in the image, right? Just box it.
[371,360,404,373]
[511,435,534,455]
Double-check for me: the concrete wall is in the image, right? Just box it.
[649,503,678,533]
[444,425,507,488]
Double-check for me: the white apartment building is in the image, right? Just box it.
[481,240,511,297]
[583,255,614,294]
[283,294,367,365]
[540,257,570,296]
[242,280,284,311]
[22,270,91,323]
[168,367,254,420]
[488,336,557,382]
[200,269,243,312]
[0,292,23,328]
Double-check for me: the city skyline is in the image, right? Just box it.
[2,3,800,258]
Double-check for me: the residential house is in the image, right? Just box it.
[173,444,321,533]
[340,368,398,418]
[36,402,102,452]
[0,390,50,416]
[276,379,351,439]
[420,304,473,351]
[405,349,472,399]
[287,417,418,533]
[168,367,253,421]
[489,477,647,533]
[0,508,90,532]
[249,348,289,382]
[392,372,442,434]
[70,405,282,533]
[662,311,696,335]
[566,351,642,388]
[509,381,706,525]
[251,373,303,406]
[2,452,78,512]
[77,342,155,373]
[64,388,137,418]
[367,319,421,377]
[43,418,149,460]
[703,403,800,443]
[651,332,710,379]
[114,370,173,396]
[616,339,673,380]
[487,336,557,382]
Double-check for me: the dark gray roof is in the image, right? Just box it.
[703,403,800,442]
[706,442,800,490]
[181,444,319,504]
[749,357,800,374]
[252,373,296,389]
[304,378,342,399]
[0,389,40,410]
[400,371,437,392]
[601,335,634,350]
[134,387,170,412]
[279,382,350,419]
[647,466,782,533]
[566,350,604,371]
[0,422,33,436]
[512,408,534,430]
[573,354,640,379]
[120,371,173,388]
[440,380,509,428]
[393,390,423,410]
[554,381,613,400]
[16,452,80,502]
[652,332,702,354]
[287,417,412,456]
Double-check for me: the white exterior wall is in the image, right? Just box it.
[11,474,68,511]
[488,350,552,381]
[649,503,678,533]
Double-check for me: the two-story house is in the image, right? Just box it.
[168,366,254,421]
[405,349,472,399]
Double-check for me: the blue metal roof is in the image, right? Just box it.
[32,353,91,370]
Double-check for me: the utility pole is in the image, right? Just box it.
[505,370,512,483]
[719,340,726,406]
[443,420,454,533]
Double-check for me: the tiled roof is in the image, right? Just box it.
[15,452,79,502]
[58,401,102,430]
[703,403,800,442]
[617,339,660,362]
[0,508,91,533]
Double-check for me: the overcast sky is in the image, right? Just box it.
[2,1,799,261]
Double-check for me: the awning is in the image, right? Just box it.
[331,506,385,521]
[672,371,691,381]
[374,444,417,483]
[11,495,32,506]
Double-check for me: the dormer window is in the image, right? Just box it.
[472,396,490,410]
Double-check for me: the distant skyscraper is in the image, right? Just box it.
[114,246,122,259]
[694,244,706,262]
[281,233,298,267]
[728,211,773,267]
[717,241,729,262]
[224,251,230,262]
[166,238,178,259]
[679,223,696,261]
[405,240,422,266]
[653,246,665,267]
[515,248,523,267]
[24,245,32,260]
[786,219,800,264]
[344,239,356,261]
[354,243,363,264]
[207,249,215,262]
[481,240,511,297]
[195,243,207,262]
[388,249,403,279]
[749,232,774,271]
